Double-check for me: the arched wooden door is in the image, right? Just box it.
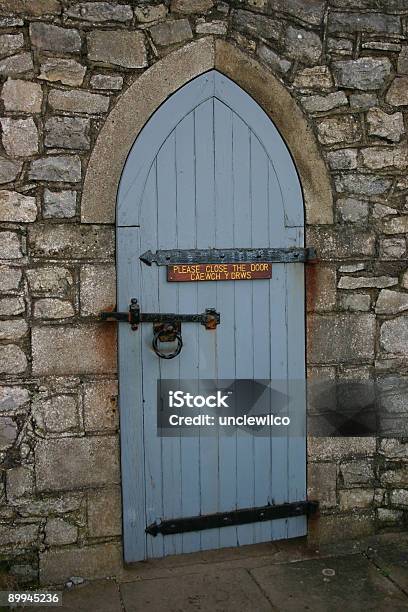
[117,70,306,562]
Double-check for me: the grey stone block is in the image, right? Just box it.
[90,73,123,90]
[48,88,109,113]
[283,25,322,65]
[340,460,374,487]
[0,33,24,58]
[0,231,23,259]
[338,276,397,289]
[87,30,147,68]
[231,10,283,41]
[38,57,86,87]
[33,298,75,320]
[0,52,34,76]
[43,189,77,218]
[307,314,375,363]
[6,466,33,501]
[300,91,348,112]
[83,380,118,432]
[65,2,133,22]
[367,108,405,142]
[316,116,361,145]
[337,197,369,223]
[361,146,408,170]
[45,116,90,150]
[28,156,81,183]
[340,294,371,312]
[386,77,408,107]
[381,316,408,355]
[0,319,28,341]
[149,18,193,46]
[0,387,29,412]
[171,0,213,13]
[0,345,27,374]
[28,224,114,258]
[335,174,392,196]
[0,117,39,157]
[0,190,37,222]
[35,436,120,491]
[45,517,78,545]
[29,23,81,52]
[0,266,22,292]
[332,58,393,90]
[1,78,42,112]
[0,0,61,16]
[87,486,122,536]
[32,324,116,376]
[257,43,291,74]
[0,296,25,316]
[80,263,116,315]
[293,65,333,89]
[26,266,73,296]
[0,524,38,547]
[327,149,358,171]
[329,12,401,35]
[0,157,23,184]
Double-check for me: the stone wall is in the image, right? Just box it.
[0,0,407,586]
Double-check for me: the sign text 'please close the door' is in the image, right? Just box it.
[167,262,272,282]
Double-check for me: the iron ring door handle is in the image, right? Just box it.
[152,325,183,359]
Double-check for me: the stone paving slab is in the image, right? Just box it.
[118,537,324,583]
[120,568,273,612]
[318,531,408,557]
[367,543,408,593]
[118,541,283,582]
[251,554,408,612]
[26,580,122,612]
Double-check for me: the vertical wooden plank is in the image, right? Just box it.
[195,96,220,551]
[267,162,286,248]
[214,99,238,548]
[175,113,201,554]
[117,226,145,562]
[232,113,255,547]
[156,131,183,556]
[268,159,291,542]
[139,162,164,559]
[286,261,307,538]
[269,264,289,542]
[250,132,273,544]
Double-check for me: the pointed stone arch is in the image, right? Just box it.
[81,37,333,226]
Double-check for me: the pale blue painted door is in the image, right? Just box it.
[117,70,306,562]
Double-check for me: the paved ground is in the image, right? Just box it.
[20,532,408,611]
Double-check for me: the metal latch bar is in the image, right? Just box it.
[140,247,317,266]
[100,299,220,330]
[146,500,319,536]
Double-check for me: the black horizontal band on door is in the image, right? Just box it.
[139,247,317,266]
[145,500,319,537]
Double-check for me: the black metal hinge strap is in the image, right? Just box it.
[145,500,319,537]
[140,247,317,266]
